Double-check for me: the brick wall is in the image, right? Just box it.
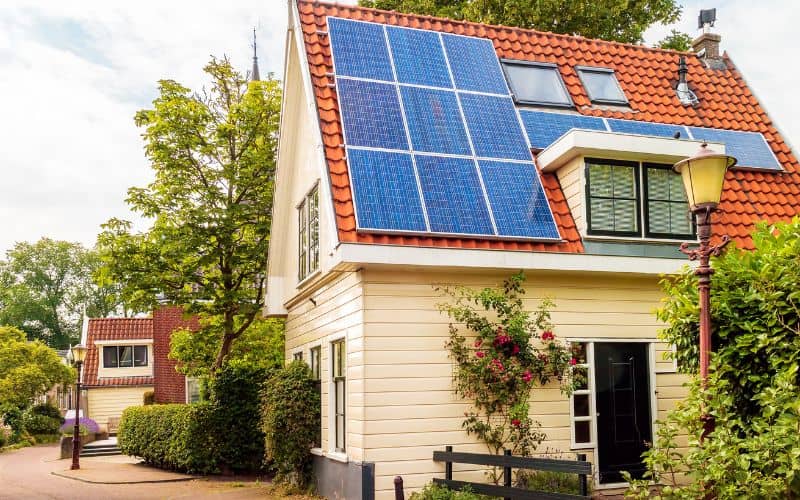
[152,306,199,403]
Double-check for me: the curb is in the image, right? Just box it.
[51,470,196,484]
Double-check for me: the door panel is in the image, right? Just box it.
[595,342,652,484]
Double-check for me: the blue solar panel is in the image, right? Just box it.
[479,161,560,239]
[441,34,508,95]
[460,94,531,161]
[387,27,451,88]
[687,127,781,170]
[337,79,408,150]
[400,86,470,155]
[608,119,686,139]
[347,149,428,231]
[520,111,607,149]
[328,18,394,82]
[415,155,494,235]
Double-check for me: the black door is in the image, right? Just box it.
[595,342,652,484]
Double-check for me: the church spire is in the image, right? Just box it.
[250,28,261,82]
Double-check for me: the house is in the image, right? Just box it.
[79,306,200,432]
[265,1,800,498]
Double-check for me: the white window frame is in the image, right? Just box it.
[297,184,320,283]
[575,66,628,105]
[101,344,149,368]
[329,338,346,456]
[185,377,201,404]
[569,342,595,449]
[500,59,573,108]
[309,344,323,452]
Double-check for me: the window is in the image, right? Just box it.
[298,186,320,281]
[576,66,628,105]
[501,60,572,107]
[293,351,304,362]
[570,342,593,448]
[186,377,201,403]
[586,159,694,239]
[586,159,640,236]
[331,339,346,453]
[102,345,148,368]
[310,346,322,448]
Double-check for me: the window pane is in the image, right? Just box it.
[310,347,321,380]
[575,420,591,443]
[333,340,346,378]
[574,394,590,417]
[293,352,303,361]
[503,63,570,105]
[133,346,148,367]
[612,165,636,198]
[309,188,319,273]
[589,164,613,197]
[573,367,589,391]
[670,204,692,234]
[298,201,307,280]
[103,346,118,368]
[119,346,133,367]
[186,378,201,403]
[613,199,637,232]
[590,198,614,232]
[648,200,671,234]
[647,168,671,200]
[579,69,626,103]
[570,342,587,364]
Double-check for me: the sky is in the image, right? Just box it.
[0,0,798,255]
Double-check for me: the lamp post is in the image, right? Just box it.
[673,143,736,440]
[70,344,88,470]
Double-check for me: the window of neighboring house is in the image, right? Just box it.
[293,351,304,362]
[103,345,148,368]
[186,377,201,404]
[576,66,628,105]
[501,60,572,107]
[298,185,320,282]
[586,159,694,239]
[331,339,346,453]
[310,346,322,448]
[570,342,594,448]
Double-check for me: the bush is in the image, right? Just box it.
[118,404,218,474]
[0,430,7,448]
[30,403,62,421]
[60,417,99,436]
[262,361,320,488]
[409,483,492,500]
[143,391,155,405]
[516,469,584,494]
[23,412,61,435]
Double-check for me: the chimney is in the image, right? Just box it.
[693,8,724,68]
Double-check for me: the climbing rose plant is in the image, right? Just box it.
[437,272,576,479]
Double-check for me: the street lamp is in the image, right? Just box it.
[70,344,88,470]
[673,143,736,439]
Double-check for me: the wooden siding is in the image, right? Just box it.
[359,269,688,499]
[556,157,586,235]
[86,386,151,431]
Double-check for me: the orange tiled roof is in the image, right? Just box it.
[297,0,800,251]
[83,318,154,388]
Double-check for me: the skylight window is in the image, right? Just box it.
[576,66,628,105]
[501,60,572,107]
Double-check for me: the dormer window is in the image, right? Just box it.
[501,60,572,107]
[103,345,148,368]
[576,67,628,105]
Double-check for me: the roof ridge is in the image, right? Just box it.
[302,0,696,57]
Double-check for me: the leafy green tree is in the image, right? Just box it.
[98,58,281,372]
[169,316,284,380]
[656,29,693,51]
[0,239,126,348]
[360,0,683,44]
[0,326,75,430]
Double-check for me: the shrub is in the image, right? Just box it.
[30,403,62,421]
[409,483,492,500]
[143,391,155,405]
[0,430,7,448]
[262,361,320,488]
[59,417,99,436]
[23,412,61,435]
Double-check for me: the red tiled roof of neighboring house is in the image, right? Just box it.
[82,318,154,388]
[297,0,800,251]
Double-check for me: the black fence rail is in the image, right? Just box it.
[425,446,591,500]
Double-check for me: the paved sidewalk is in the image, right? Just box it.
[52,454,195,483]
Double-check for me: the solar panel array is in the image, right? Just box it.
[521,110,781,171]
[328,17,561,240]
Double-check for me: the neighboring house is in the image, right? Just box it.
[79,307,200,432]
[266,1,799,498]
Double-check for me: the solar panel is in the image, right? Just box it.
[386,26,452,88]
[328,17,394,82]
[337,79,408,150]
[608,119,686,139]
[400,86,470,155]
[521,111,607,149]
[441,34,509,95]
[347,149,428,232]
[479,161,561,239]
[415,155,494,235]
[460,93,532,161]
[687,127,781,170]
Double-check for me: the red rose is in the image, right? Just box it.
[522,370,532,383]
[474,339,482,348]
[570,358,578,366]
[476,351,485,358]
[511,419,521,427]
[511,344,520,355]
[541,331,554,341]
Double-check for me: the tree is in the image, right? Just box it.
[0,239,126,348]
[656,29,693,51]
[360,0,683,44]
[0,326,75,419]
[98,57,282,372]
[169,316,285,380]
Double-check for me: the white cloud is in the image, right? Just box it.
[0,1,797,254]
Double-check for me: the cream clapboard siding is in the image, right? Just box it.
[87,386,152,431]
[284,270,365,462]
[360,268,688,499]
[556,156,587,235]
